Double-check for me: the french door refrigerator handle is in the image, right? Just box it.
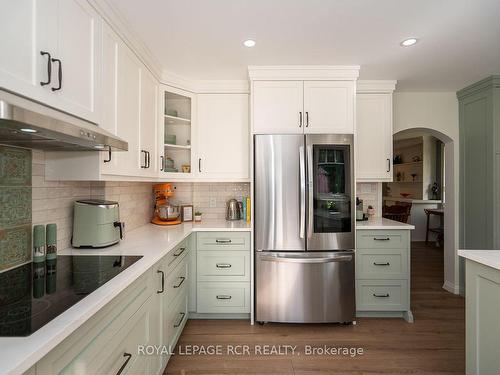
[260,254,353,263]
[299,146,306,239]
[306,144,314,239]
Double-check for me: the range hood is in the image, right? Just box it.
[0,99,128,151]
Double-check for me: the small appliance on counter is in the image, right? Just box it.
[226,198,242,221]
[152,183,181,225]
[72,200,124,248]
[356,197,368,221]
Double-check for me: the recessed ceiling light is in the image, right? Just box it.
[400,38,418,47]
[20,128,37,133]
[243,39,256,48]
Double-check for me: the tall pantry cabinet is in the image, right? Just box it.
[458,75,500,249]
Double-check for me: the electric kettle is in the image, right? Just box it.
[226,199,241,221]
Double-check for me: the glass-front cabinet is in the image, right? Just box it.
[159,85,195,178]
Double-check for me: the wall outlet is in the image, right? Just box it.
[209,197,217,208]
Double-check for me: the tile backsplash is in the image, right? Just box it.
[356,182,382,217]
[0,146,32,271]
[32,150,155,251]
[173,182,250,220]
[31,151,249,251]
[0,144,383,271]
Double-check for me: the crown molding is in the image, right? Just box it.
[161,70,249,94]
[357,80,397,93]
[89,0,163,80]
[161,70,197,93]
[248,65,360,81]
[194,80,249,94]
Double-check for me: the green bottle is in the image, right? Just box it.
[46,224,57,260]
[33,225,46,263]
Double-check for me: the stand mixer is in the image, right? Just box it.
[151,183,181,225]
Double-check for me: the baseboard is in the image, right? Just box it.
[442,280,460,294]
[189,312,250,320]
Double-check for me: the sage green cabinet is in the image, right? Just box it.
[36,237,191,375]
[458,76,500,249]
[464,259,500,375]
[195,232,251,315]
[355,229,413,322]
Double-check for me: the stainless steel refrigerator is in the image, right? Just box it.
[255,134,355,323]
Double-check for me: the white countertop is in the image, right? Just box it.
[0,220,251,375]
[458,250,500,271]
[383,196,442,204]
[356,217,415,230]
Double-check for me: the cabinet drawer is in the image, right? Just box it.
[167,289,188,348]
[356,230,409,249]
[356,280,408,311]
[165,257,188,303]
[356,248,408,280]
[197,232,250,251]
[165,238,189,268]
[37,271,152,374]
[197,282,250,313]
[197,251,250,282]
[93,298,152,375]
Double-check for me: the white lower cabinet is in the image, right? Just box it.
[36,238,191,375]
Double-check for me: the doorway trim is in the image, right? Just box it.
[393,128,459,294]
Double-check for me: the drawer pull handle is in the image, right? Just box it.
[215,239,232,244]
[216,295,232,300]
[173,276,186,288]
[373,237,390,241]
[157,270,165,293]
[173,247,186,257]
[116,352,132,375]
[373,262,390,266]
[173,312,186,328]
[373,293,390,298]
[216,263,232,268]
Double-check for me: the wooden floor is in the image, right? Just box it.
[166,242,465,374]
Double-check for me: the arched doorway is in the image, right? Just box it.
[391,127,458,294]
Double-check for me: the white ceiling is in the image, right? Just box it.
[108,0,500,91]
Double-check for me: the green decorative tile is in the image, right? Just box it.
[0,187,31,227]
[0,225,32,271]
[0,146,32,186]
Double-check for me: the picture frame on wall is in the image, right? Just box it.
[181,205,193,222]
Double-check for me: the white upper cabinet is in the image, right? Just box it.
[111,37,141,176]
[303,81,354,134]
[53,0,100,122]
[140,69,159,176]
[0,0,100,123]
[249,67,358,134]
[0,0,52,101]
[355,81,396,182]
[252,81,303,134]
[197,94,249,179]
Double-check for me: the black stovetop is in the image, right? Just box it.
[0,255,142,337]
